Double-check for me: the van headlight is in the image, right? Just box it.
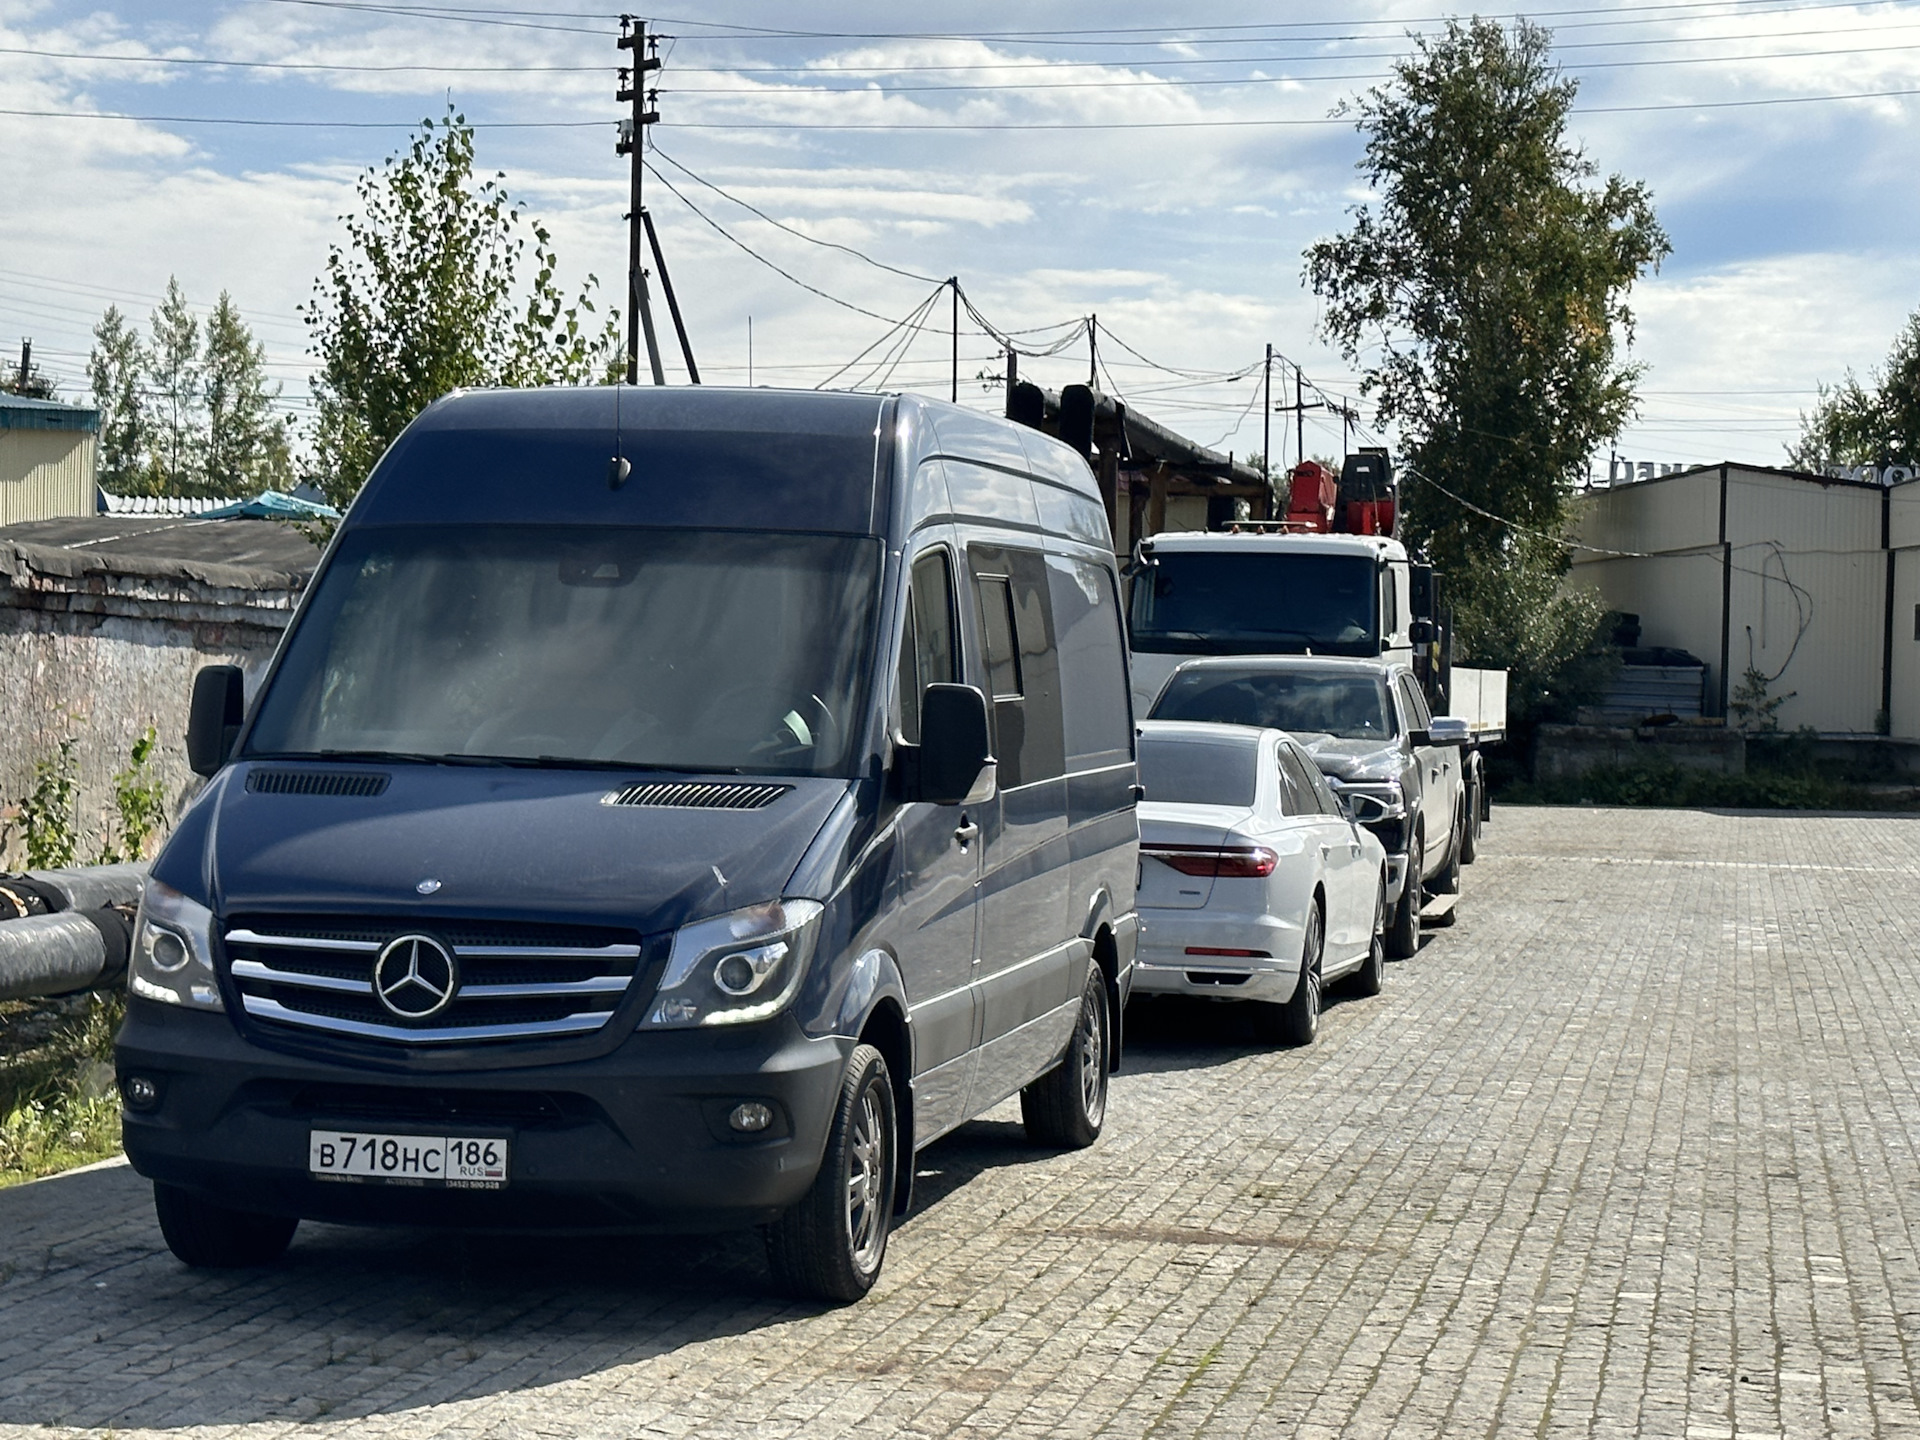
[642,898,824,1029]
[129,879,224,1011]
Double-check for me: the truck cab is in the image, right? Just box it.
[1126,531,1414,715]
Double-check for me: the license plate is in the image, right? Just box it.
[308,1130,509,1189]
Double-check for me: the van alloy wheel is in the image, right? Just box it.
[767,1043,896,1303]
[1021,959,1109,1148]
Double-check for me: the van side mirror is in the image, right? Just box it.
[187,665,246,778]
[899,684,996,806]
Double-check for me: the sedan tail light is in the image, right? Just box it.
[1141,844,1279,879]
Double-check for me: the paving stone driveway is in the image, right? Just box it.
[3,805,1918,1439]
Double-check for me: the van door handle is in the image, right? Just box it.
[1319,843,1332,859]
[954,817,980,849]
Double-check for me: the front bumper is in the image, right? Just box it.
[1130,906,1302,1004]
[116,1000,851,1232]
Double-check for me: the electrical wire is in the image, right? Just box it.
[0,107,607,129]
[645,151,943,285]
[812,282,948,391]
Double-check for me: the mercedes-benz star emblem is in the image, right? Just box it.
[372,934,458,1021]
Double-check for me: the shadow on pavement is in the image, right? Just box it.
[0,1111,1072,1431]
[1118,984,1377,1077]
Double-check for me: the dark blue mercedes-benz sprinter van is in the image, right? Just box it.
[116,386,1139,1301]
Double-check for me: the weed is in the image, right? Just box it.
[96,727,168,865]
[12,738,80,870]
[0,992,126,1187]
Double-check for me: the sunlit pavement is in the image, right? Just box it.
[4,804,1919,1438]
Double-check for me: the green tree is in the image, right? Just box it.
[144,276,204,494]
[1306,18,1667,719]
[304,110,619,512]
[88,305,150,490]
[203,293,293,494]
[1788,307,1920,471]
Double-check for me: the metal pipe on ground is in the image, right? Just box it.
[0,909,133,1002]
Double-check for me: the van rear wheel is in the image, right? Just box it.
[153,1184,297,1268]
[766,1043,897,1304]
[1021,959,1109,1149]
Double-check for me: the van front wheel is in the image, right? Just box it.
[1021,960,1109,1149]
[766,1043,897,1304]
[153,1184,297,1268]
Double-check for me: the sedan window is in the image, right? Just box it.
[1138,734,1259,808]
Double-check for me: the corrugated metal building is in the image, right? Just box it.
[1573,463,1907,737]
[0,394,97,526]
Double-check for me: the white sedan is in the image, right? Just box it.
[1132,721,1388,1044]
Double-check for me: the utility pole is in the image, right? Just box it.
[1088,314,1098,388]
[1295,363,1305,469]
[16,339,30,391]
[950,278,959,403]
[1263,343,1273,487]
[616,16,662,385]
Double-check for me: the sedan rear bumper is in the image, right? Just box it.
[1131,906,1302,1003]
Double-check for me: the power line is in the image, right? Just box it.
[645,151,942,285]
[0,107,607,129]
[242,0,609,36]
[0,45,613,73]
[660,86,1920,128]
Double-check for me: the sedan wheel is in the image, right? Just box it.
[1267,900,1323,1047]
[1347,877,1386,998]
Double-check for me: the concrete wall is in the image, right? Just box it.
[0,429,94,527]
[0,568,296,868]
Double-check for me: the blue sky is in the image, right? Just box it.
[4,0,1918,477]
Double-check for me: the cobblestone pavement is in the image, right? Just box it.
[3,805,1919,1439]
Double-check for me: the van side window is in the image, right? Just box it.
[1047,555,1133,768]
[897,549,959,744]
[970,547,1066,789]
[978,576,1021,700]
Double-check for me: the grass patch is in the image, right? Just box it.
[0,991,125,1188]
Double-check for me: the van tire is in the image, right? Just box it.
[1021,959,1109,1149]
[767,1043,897,1304]
[153,1184,297,1268]
[1266,899,1323,1046]
[1386,831,1422,959]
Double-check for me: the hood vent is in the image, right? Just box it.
[604,781,790,810]
[247,769,391,798]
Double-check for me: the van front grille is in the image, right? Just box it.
[223,914,645,1047]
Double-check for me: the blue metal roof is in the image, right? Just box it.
[0,393,99,433]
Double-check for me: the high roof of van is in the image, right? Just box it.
[349,386,1105,541]
[1146,530,1407,562]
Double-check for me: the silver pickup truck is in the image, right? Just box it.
[1145,655,1476,959]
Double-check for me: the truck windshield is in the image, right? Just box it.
[245,525,882,778]
[1129,551,1378,656]
[1151,668,1396,742]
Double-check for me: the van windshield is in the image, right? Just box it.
[245,526,882,777]
[1129,551,1378,656]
